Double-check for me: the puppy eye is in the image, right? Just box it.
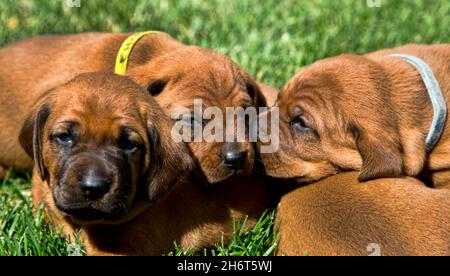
[120,138,139,153]
[291,116,311,133]
[53,132,74,146]
[184,116,204,128]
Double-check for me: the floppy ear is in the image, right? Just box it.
[19,103,51,181]
[145,112,194,202]
[146,78,169,97]
[247,82,267,109]
[255,82,279,108]
[350,124,404,182]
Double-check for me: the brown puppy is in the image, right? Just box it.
[260,44,450,188]
[145,54,267,184]
[23,72,270,255]
[0,32,266,184]
[277,172,450,256]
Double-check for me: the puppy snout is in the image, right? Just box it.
[79,170,112,200]
[223,144,247,170]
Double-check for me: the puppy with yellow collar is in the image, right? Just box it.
[0,31,269,184]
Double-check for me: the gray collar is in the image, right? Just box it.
[388,54,447,152]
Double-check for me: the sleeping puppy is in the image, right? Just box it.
[22,72,270,255]
[260,44,450,188]
[277,172,450,256]
[0,32,267,184]
[144,49,267,183]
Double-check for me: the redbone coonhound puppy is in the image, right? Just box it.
[260,44,450,188]
[0,32,268,184]
[20,72,271,255]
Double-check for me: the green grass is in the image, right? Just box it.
[0,172,85,256]
[168,210,280,256]
[0,0,448,256]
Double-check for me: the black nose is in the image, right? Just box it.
[79,173,112,200]
[223,150,247,170]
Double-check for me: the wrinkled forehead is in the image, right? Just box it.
[56,86,142,112]
[48,88,146,135]
[173,79,251,105]
[278,78,300,107]
[156,65,253,109]
[279,65,345,103]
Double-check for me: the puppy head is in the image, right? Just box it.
[260,54,424,183]
[19,72,193,224]
[129,47,266,184]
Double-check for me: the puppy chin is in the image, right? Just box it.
[202,164,253,184]
[55,200,128,225]
[52,191,128,226]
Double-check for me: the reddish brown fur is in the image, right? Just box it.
[260,44,450,188]
[276,172,450,256]
[0,33,273,255]
[34,172,271,256]
[24,73,271,255]
[74,175,268,255]
[0,32,268,184]
[0,32,274,254]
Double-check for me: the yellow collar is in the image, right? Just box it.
[114,31,160,76]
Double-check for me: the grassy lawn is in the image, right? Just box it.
[0,0,448,256]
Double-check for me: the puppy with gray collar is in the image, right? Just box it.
[260,44,450,188]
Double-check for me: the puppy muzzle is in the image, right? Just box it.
[53,150,132,222]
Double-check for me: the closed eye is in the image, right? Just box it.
[291,116,311,133]
[119,127,143,154]
[185,116,204,128]
[120,138,139,153]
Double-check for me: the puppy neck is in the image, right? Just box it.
[389,54,446,153]
[373,54,447,175]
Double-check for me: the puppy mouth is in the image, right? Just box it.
[212,166,252,183]
[228,166,247,176]
[55,200,127,223]
[223,157,254,175]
